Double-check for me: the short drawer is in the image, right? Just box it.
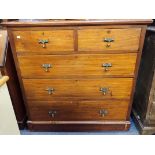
[18,53,137,78]
[78,28,141,52]
[23,78,133,100]
[12,30,74,53]
[28,100,129,121]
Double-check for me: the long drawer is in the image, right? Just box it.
[23,78,133,100]
[78,28,141,51]
[12,30,74,53]
[18,53,137,78]
[28,100,129,121]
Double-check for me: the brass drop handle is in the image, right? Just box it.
[38,39,49,48]
[102,63,112,71]
[100,87,112,96]
[103,38,114,48]
[42,64,52,72]
[45,87,55,95]
[48,110,57,118]
[99,109,108,117]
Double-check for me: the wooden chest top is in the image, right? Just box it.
[1,19,152,27]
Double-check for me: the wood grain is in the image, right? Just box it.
[3,20,150,131]
[1,19,152,27]
[23,78,134,100]
[27,121,130,131]
[27,100,129,121]
[78,28,141,51]
[17,53,137,78]
[12,30,74,53]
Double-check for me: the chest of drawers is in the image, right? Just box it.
[2,19,152,131]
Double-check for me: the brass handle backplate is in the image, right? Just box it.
[99,109,108,117]
[45,87,54,95]
[38,39,49,48]
[42,64,52,72]
[103,38,114,48]
[102,63,112,71]
[100,87,112,96]
[48,110,57,118]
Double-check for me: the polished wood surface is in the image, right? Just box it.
[28,121,130,131]
[17,53,137,78]
[78,28,141,51]
[28,100,129,121]
[4,19,151,131]
[13,30,74,53]
[23,78,133,100]
[1,19,152,27]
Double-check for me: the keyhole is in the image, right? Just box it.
[107,30,111,34]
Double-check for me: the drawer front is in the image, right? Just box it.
[18,53,137,78]
[23,78,133,100]
[28,100,129,121]
[12,30,74,53]
[78,28,141,51]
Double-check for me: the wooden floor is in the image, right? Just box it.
[20,118,139,135]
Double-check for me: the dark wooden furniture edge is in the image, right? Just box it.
[125,26,147,121]
[1,19,153,27]
[17,116,27,129]
[1,53,27,129]
[1,44,27,129]
[0,32,27,129]
[132,109,155,135]
[27,120,130,131]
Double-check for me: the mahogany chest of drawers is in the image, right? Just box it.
[2,19,152,131]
